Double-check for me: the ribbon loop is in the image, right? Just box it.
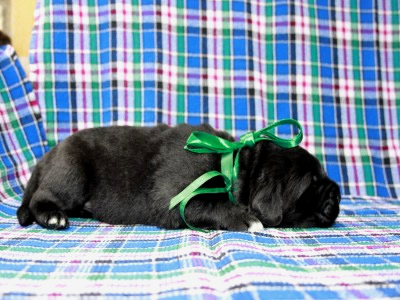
[255,118,303,148]
[184,131,238,154]
[170,119,303,232]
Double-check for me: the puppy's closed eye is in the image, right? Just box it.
[295,184,317,213]
[312,175,318,184]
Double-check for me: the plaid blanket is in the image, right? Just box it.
[0,196,399,298]
[1,0,400,298]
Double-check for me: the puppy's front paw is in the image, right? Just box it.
[37,211,69,230]
[223,212,264,232]
[247,219,264,232]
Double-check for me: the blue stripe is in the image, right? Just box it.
[201,0,209,124]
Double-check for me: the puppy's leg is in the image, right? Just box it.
[26,148,89,230]
[247,218,265,232]
[17,165,41,226]
[219,205,264,232]
[29,189,69,230]
[184,200,264,232]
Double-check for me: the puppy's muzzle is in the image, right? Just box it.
[316,179,341,226]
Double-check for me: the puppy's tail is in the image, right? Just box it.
[17,166,40,226]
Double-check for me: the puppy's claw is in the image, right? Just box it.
[48,216,58,226]
[59,217,67,228]
[248,219,264,232]
[44,212,69,230]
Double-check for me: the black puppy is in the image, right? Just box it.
[17,124,340,231]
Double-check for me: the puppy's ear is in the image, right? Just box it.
[287,172,313,202]
[251,185,283,227]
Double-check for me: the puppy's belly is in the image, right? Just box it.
[84,181,151,225]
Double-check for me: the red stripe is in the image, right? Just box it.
[123,0,129,123]
[167,2,172,126]
[256,0,266,127]
[213,1,219,129]
[299,2,309,149]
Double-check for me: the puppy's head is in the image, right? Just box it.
[246,142,341,228]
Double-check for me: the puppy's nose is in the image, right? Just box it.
[316,181,340,226]
[322,193,339,219]
[319,180,340,201]
[331,187,341,203]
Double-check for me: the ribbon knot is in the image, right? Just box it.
[240,131,256,148]
[169,118,303,232]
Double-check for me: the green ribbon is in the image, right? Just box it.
[169,118,303,232]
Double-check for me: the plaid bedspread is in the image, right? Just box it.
[1,0,400,298]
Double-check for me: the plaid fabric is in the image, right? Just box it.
[0,0,399,299]
[1,196,400,298]
[0,45,47,198]
[29,0,400,198]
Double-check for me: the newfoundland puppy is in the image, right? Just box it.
[17,123,340,231]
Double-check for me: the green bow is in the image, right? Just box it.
[169,119,303,232]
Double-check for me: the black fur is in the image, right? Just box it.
[17,124,341,231]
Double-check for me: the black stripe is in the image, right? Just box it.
[289,2,298,122]
[156,0,163,123]
[111,0,118,122]
[67,0,78,133]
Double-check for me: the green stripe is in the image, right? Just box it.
[265,3,275,121]
[133,0,142,124]
[307,0,323,162]
[88,0,101,126]
[42,0,56,148]
[222,1,233,131]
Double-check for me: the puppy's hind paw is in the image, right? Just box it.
[37,211,69,230]
[247,219,264,232]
